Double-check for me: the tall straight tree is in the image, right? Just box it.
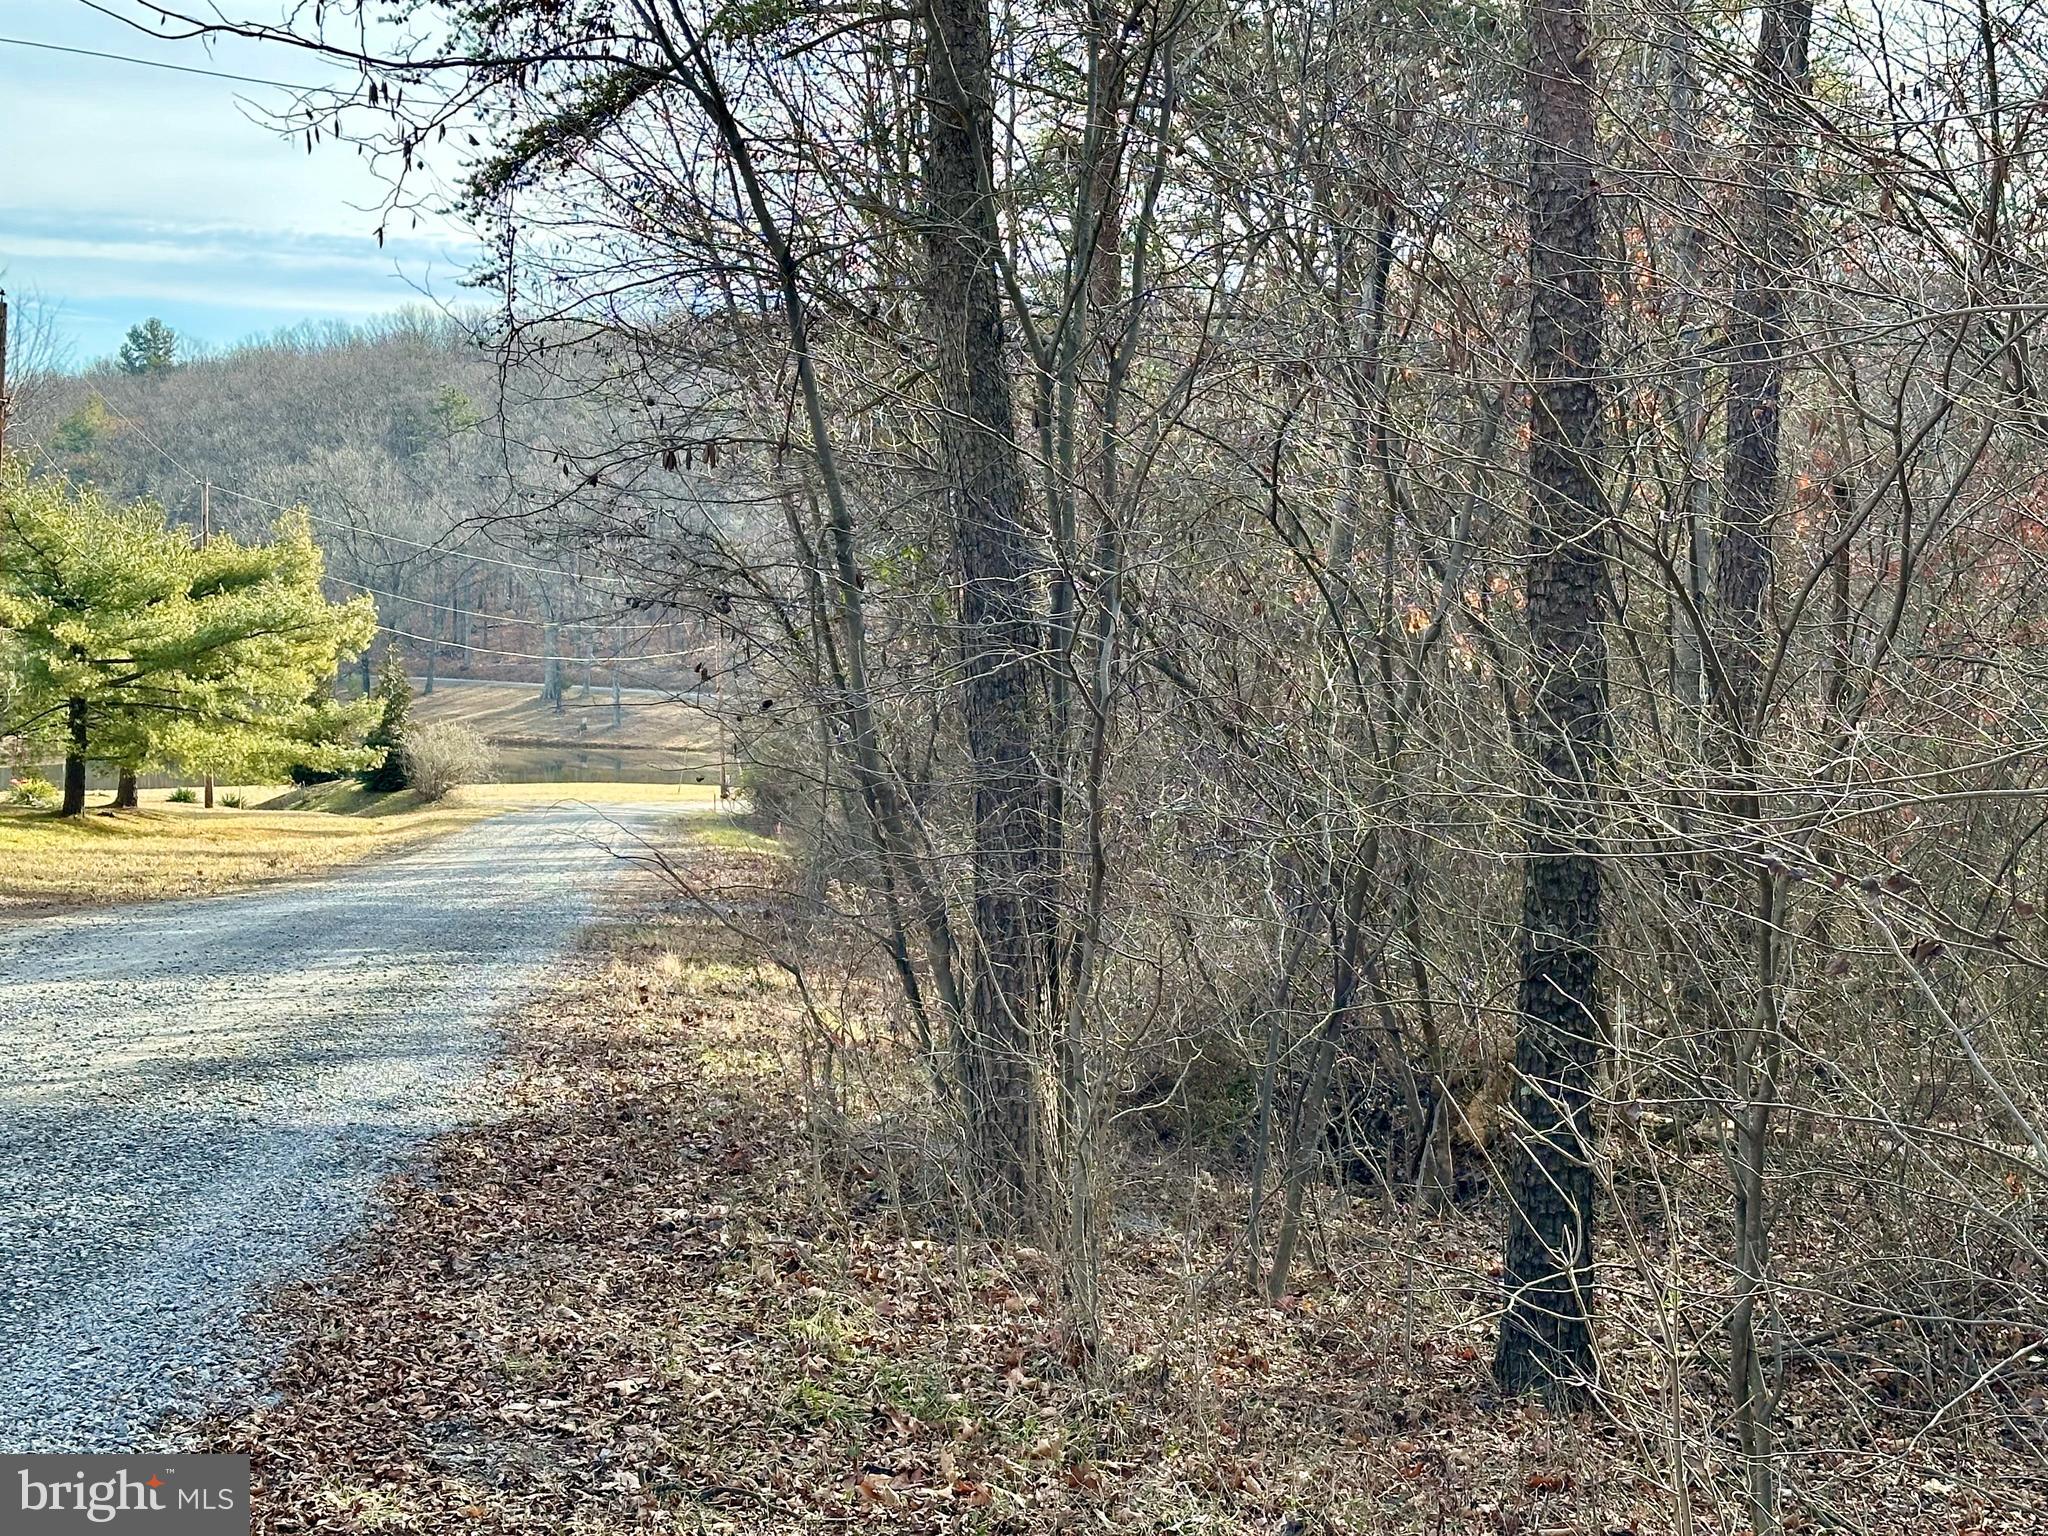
[1715,0,1813,1523]
[922,0,1052,1223]
[1718,0,1813,712]
[1494,0,1612,1400]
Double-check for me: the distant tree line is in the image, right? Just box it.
[13,313,708,702]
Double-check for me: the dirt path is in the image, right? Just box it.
[0,802,676,1451]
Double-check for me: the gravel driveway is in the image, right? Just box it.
[0,801,676,1451]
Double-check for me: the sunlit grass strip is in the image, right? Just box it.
[0,800,489,914]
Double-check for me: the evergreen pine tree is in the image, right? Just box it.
[116,318,178,375]
[0,467,376,814]
[362,652,413,792]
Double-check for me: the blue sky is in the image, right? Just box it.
[0,2,478,367]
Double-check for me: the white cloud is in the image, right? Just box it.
[0,0,483,356]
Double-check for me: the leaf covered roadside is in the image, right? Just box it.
[191,830,2045,1534]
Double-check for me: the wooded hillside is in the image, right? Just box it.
[15,316,709,697]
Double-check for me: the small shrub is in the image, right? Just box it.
[6,775,58,809]
[399,721,494,802]
[220,792,247,809]
[167,786,198,804]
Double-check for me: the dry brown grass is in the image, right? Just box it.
[0,776,719,918]
[411,679,711,753]
[410,678,721,786]
[0,798,489,916]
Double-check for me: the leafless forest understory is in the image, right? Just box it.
[85,0,2048,1527]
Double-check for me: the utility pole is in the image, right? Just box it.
[201,482,215,810]
[0,290,11,461]
[717,631,730,800]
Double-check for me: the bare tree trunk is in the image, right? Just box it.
[925,0,1050,1228]
[1727,871,1787,1533]
[1494,0,1611,1404]
[1715,3,1811,1526]
[1048,0,1135,1331]
[424,592,440,695]
[1401,871,1458,1209]
[113,767,138,810]
[543,619,564,713]
[1663,0,1713,715]
[1270,871,1369,1301]
[633,5,975,1067]
[1247,889,1313,1287]
[59,697,88,818]
[1718,0,1812,716]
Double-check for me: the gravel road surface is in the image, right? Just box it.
[0,802,674,1451]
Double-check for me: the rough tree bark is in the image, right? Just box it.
[1494,0,1611,1403]
[924,0,1050,1225]
[1662,0,1714,715]
[1715,3,1812,1527]
[59,697,88,818]
[1718,0,1812,716]
[113,767,139,810]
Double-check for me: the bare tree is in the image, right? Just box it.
[1493,0,1612,1403]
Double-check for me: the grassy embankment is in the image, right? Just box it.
[408,677,724,787]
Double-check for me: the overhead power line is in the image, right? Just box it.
[330,577,678,631]
[0,34,323,90]
[103,394,635,591]
[374,623,702,665]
